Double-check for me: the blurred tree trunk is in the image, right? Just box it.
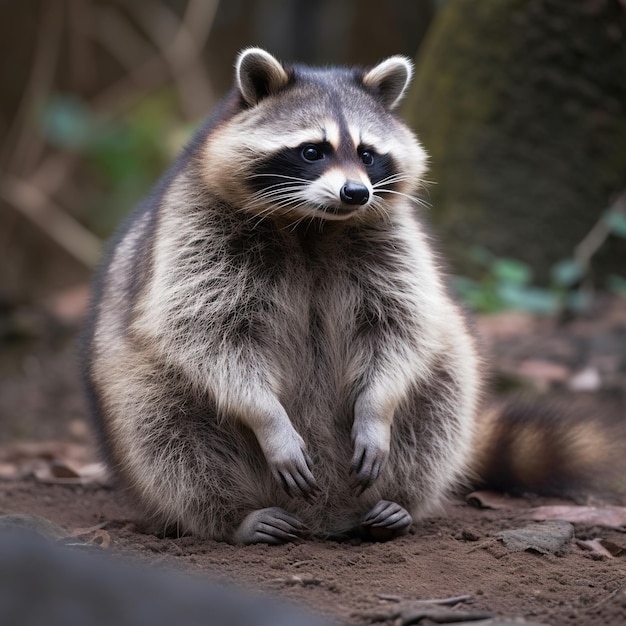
[404,0,626,283]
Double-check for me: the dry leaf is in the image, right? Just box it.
[598,539,626,557]
[0,462,21,480]
[529,505,626,528]
[50,460,82,479]
[87,530,111,549]
[0,440,106,486]
[465,491,510,510]
[77,462,109,482]
[34,461,108,485]
[576,539,615,559]
[61,524,112,549]
[516,360,570,383]
[0,441,92,464]
[474,311,535,341]
[44,283,90,324]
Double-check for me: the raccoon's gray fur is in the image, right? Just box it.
[83,48,483,544]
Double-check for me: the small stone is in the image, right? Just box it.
[567,366,601,391]
[498,521,574,556]
[461,528,481,541]
[0,514,67,540]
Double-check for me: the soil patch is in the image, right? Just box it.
[1,294,625,624]
[2,480,626,625]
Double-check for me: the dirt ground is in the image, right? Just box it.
[0,293,625,625]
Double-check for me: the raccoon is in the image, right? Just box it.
[85,48,615,545]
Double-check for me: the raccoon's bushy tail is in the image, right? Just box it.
[470,398,626,498]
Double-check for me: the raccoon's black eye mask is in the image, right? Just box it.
[299,142,377,168]
[251,144,329,190]
[250,140,396,193]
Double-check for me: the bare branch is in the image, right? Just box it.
[574,192,626,270]
[91,5,155,74]
[1,175,102,268]
[131,0,218,119]
[68,0,97,91]
[1,2,64,174]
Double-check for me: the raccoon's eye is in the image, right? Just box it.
[301,145,325,162]
[360,150,375,166]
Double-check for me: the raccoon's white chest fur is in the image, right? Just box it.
[136,170,455,422]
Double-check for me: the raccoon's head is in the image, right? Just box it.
[201,48,427,222]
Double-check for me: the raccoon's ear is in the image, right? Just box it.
[362,56,413,110]
[236,48,290,106]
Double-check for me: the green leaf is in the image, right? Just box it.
[565,289,592,313]
[469,290,504,313]
[607,274,626,295]
[469,246,494,267]
[492,258,532,286]
[497,284,560,314]
[604,210,626,238]
[40,94,93,150]
[551,258,584,287]
[450,276,477,298]
[451,276,505,313]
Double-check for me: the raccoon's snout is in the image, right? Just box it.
[340,182,369,206]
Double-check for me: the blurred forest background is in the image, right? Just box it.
[1,0,625,309]
[0,0,625,441]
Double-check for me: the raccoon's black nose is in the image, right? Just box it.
[340,182,369,206]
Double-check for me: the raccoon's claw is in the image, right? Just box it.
[271,451,318,500]
[263,430,318,499]
[349,415,390,495]
[361,500,412,531]
[359,500,412,540]
[233,507,309,545]
[349,441,387,495]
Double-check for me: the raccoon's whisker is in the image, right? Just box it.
[374,189,430,209]
[285,210,313,233]
[243,177,306,210]
[244,202,290,221]
[246,184,306,203]
[241,190,305,213]
[274,201,316,224]
[369,197,392,224]
[243,194,301,211]
[267,194,308,210]
[247,173,312,184]
[372,173,412,187]
[248,180,307,193]
[244,198,306,227]
[246,185,305,201]
[248,201,294,227]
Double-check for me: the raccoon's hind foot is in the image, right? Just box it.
[359,500,412,541]
[233,507,309,545]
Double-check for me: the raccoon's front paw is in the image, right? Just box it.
[264,432,318,499]
[350,421,390,495]
[233,507,308,545]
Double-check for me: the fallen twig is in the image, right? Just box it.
[375,593,472,606]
